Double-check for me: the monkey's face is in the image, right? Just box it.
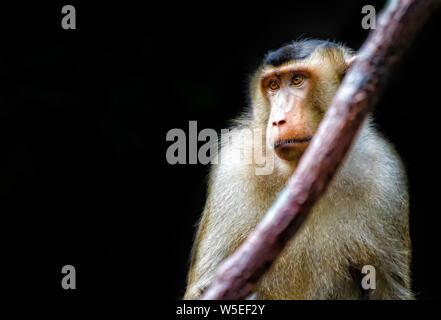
[258,47,349,162]
[261,64,324,162]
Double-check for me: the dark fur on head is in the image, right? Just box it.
[263,39,340,67]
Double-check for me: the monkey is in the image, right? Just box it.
[184,39,412,300]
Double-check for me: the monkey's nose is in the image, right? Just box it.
[272,119,287,127]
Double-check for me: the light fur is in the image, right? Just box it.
[184,42,412,300]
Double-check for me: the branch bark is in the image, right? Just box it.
[201,0,439,300]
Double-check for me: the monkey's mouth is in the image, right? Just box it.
[274,137,312,148]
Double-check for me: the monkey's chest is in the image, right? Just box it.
[254,204,349,299]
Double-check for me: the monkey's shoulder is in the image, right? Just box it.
[332,124,409,217]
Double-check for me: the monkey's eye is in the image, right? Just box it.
[269,80,280,91]
[290,75,304,86]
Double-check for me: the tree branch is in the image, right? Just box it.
[201,0,439,300]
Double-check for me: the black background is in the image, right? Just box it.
[0,0,440,300]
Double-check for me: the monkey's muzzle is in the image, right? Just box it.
[274,137,312,148]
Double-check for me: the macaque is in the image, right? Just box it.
[184,39,412,300]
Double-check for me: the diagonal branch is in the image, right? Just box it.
[201,0,439,300]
